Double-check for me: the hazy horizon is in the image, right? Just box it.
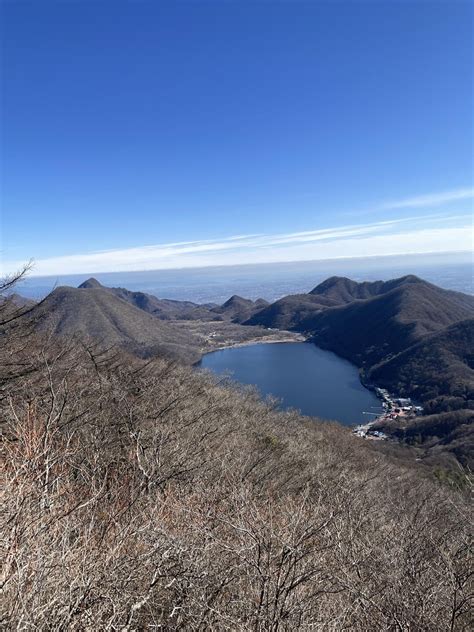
[15,251,473,303]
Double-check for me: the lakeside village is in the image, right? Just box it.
[353,387,424,440]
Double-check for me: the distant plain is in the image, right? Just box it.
[15,251,473,303]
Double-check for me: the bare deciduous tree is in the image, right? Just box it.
[1,271,472,630]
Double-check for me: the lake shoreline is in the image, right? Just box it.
[205,331,307,354]
[199,334,394,430]
[200,338,382,426]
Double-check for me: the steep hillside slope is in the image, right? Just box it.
[246,275,424,329]
[303,282,473,367]
[78,278,268,322]
[368,319,474,464]
[369,318,474,409]
[248,275,474,333]
[78,278,216,320]
[32,285,203,362]
[3,313,472,630]
[246,293,334,329]
[376,409,474,470]
[308,274,425,302]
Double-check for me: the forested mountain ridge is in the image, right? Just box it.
[78,277,220,320]
[249,275,474,331]
[31,284,204,362]
[20,274,474,465]
[23,275,474,417]
[308,273,424,302]
[77,277,268,323]
[305,281,474,364]
[369,317,474,408]
[2,274,472,630]
[244,275,474,464]
[26,281,287,364]
[210,294,270,323]
[246,276,474,412]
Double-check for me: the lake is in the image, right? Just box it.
[200,342,383,426]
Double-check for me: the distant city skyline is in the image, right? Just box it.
[1,1,472,276]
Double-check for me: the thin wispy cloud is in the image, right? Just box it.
[2,212,471,277]
[382,187,474,210]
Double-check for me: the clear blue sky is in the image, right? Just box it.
[1,0,472,275]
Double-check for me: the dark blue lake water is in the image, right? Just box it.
[200,342,383,426]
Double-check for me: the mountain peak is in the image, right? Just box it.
[396,274,423,284]
[222,294,252,307]
[309,274,428,300]
[78,278,103,289]
[309,276,355,294]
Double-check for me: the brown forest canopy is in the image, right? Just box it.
[1,273,472,630]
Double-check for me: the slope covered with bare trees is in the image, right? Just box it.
[1,273,472,630]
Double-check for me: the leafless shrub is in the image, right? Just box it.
[1,274,472,630]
